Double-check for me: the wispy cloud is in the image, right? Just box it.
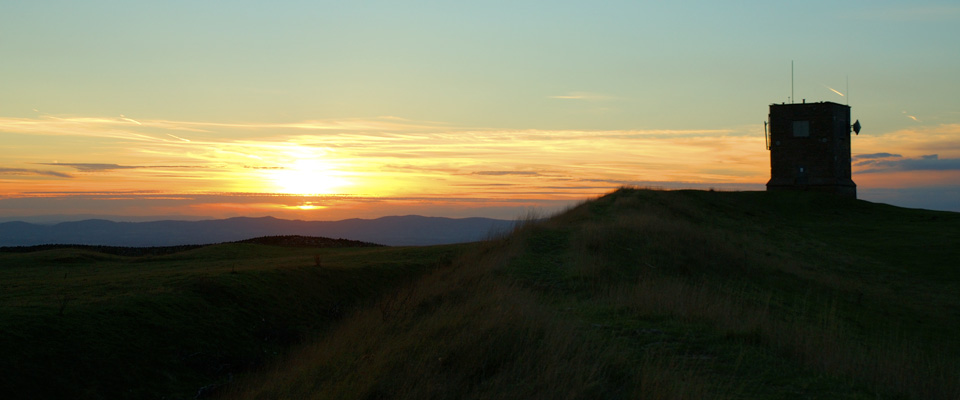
[0,167,72,178]
[0,191,579,220]
[902,111,921,122]
[119,115,142,126]
[854,153,902,160]
[0,115,451,141]
[548,92,616,101]
[470,171,542,176]
[36,163,140,172]
[856,154,960,173]
[34,163,212,172]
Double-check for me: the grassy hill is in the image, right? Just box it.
[224,188,959,400]
[2,188,958,399]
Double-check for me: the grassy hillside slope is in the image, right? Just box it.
[225,188,960,400]
[0,239,463,399]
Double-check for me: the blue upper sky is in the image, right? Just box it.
[4,0,957,130]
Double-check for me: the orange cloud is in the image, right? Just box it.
[3,114,957,218]
[855,124,960,157]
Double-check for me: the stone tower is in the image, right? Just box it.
[765,101,856,198]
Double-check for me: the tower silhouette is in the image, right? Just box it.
[765,101,856,198]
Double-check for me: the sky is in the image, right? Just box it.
[2,0,959,221]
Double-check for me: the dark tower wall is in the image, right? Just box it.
[766,101,856,198]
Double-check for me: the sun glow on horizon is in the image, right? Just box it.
[292,202,326,210]
[263,158,351,196]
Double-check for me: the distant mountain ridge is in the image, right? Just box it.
[0,216,516,247]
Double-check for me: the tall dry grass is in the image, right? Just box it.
[559,191,960,400]
[603,277,959,399]
[224,236,738,400]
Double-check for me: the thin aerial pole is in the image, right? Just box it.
[791,60,794,104]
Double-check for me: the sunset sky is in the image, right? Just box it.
[2,1,959,221]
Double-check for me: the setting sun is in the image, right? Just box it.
[265,159,350,195]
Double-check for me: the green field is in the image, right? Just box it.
[2,188,958,399]
[0,238,463,399]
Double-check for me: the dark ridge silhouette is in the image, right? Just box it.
[0,215,516,247]
[234,235,383,248]
[0,235,383,256]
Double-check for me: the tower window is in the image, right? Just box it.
[793,121,810,137]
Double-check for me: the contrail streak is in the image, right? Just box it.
[120,115,142,125]
[823,85,844,97]
[167,134,192,142]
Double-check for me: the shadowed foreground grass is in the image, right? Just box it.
[224,188,959,400]
[2,188,957,399]
[0,241,463,399]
